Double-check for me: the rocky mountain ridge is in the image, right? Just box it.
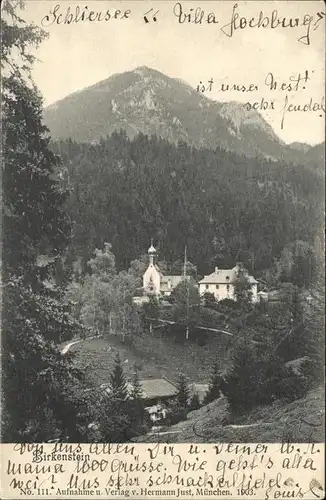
[44,66,324,166]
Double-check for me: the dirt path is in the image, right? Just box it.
[148,429,182,436]
[61,336,98,355]
[226,422,273,429]
[61,340,83,354]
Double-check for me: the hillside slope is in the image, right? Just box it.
[44,66,321,165]
[69,333,232,386]
[135,386,325,443]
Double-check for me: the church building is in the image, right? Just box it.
[143,241,184,297]
[142,241,258,303]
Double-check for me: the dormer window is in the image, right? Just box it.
[226,276,229,280]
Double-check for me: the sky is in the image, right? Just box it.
[21,0,325,145]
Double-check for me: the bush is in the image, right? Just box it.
[168,408,188,425]
[195,332,208,346]
[272,368,310,402]
[203,361,222,405]
[123,334,135,347]
[223,339,312,416]
[218,299,238,310]
[202,292,217,309]
[189,393,201,411]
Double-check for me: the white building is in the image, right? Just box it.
[143,241,184,297]
[198,264,258,303]
[142,242,258,303]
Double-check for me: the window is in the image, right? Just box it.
[216,284,219,289]
[226,276,230,280]
[205,284,209,290]
[226,284,230,291]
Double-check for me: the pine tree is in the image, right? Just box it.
[98,353,134,441]
[1,1,89,441]
[279,287,313,363]
[2,14,70,286]
[223,340,259,414]
[203,361,221,404]
[130,371,145,426]
[109,353,129,401]
[176,373,190,409]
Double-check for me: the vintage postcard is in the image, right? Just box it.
[1,0,325,498]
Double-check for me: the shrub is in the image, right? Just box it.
[272,368,310,402]
[189,393,201,411]
[169,408,187,425]
[203,361,222,405]
[218,298,238,310]
[223,337,312,416]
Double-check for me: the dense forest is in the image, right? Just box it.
[51,133,324,278]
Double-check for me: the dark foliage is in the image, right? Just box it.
[202,292,218,309]
[223,330,313,415]
[176,373,190,409]
[50,133,323,279]
[203,361,222,404]
[1,2,89,442]
[109,352,129,401]
[189,393,201,411]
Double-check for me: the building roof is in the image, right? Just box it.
[198,266,258,285]
[127,378,178,400]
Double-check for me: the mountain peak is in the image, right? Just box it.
[133,65,165,77]
[43,67,318,165]
[133,65,154,72]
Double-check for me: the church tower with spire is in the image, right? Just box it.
[141,240,186,298]
[148,238,156,266]
[143,240,161,295]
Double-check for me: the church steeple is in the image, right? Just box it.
[148,238,156,266]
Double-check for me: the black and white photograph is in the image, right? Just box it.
[1,0,325,495]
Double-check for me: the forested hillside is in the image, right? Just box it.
[51,132,324,277]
